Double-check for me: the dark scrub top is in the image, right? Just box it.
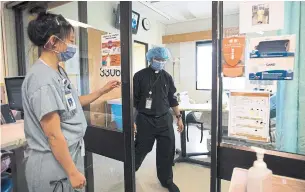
[133,67,179,116]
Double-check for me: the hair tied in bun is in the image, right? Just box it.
[28,2,48,15]
[27,10,74,47]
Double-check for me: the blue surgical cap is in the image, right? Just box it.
[146,47,171,62]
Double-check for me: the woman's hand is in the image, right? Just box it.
[69,170,86,189]
[100,80,121,95]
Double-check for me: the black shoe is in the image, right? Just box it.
[164,182,180,192]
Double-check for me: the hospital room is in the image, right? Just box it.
[1,1,305,192]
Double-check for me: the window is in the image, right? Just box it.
[196,41,246,90]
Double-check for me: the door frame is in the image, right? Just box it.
[121,1,136,191]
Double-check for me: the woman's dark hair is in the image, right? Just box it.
[27,9,74,47]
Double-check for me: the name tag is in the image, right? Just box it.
[145,98,152,109]
[65,93,76,111]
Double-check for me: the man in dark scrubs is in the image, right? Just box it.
[133,47,184,192]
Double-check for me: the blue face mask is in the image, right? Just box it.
[58,44,77,62]
[151,60,166,71]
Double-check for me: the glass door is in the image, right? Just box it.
[12,1,135,192]
[211,1,305,192]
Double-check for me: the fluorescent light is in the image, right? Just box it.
[256,31,264,35]
[139,1,171,20]
[66,18,93,29]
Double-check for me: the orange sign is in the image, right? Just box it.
[222,36,245,77]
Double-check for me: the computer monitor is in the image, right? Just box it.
[4,76,25,111]
[114,4,140,35]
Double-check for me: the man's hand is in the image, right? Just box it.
[100,80,121,95]
[134,123,137,136]
[177,118,184,133]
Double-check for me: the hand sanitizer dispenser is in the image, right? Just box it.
[247,146,273,192]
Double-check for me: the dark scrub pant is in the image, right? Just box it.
[135,112,175,186]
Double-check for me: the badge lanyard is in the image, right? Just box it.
[148,72,162,98]
[146,72,162,109]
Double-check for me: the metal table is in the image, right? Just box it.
[174,104,228,167]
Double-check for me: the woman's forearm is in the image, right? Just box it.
[41,112,78,177]
[49,132,78,176]
[79,80,120,106]
[79,90,103,107]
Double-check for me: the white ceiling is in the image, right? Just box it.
[132,1,240,25]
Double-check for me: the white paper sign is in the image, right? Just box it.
[239,2,284,33]
[100,33,121,78]
[228,91,270,142]
[101,33,121,67]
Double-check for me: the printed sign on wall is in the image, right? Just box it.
[100,33,121,78]
[248,35,296,80]
[222,36,246,77]
[228,91,270,142]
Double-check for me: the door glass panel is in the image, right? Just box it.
[132,1,212,191]
[87,1,124,192]
[51,1,125,192]
[86,1,123,132]
[93,155,124,191]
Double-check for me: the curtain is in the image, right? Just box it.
[276,1,305,154]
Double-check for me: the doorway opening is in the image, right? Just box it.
[133,40,148,74]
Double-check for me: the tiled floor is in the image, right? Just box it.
[92,124,230,192]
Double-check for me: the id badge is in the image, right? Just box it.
[145,98,152,109]
[65,93,77,111]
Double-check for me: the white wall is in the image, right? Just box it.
[165,13,239,35]
[165,14,239,103]
[51,1,165,46]
[87,1,165,47]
